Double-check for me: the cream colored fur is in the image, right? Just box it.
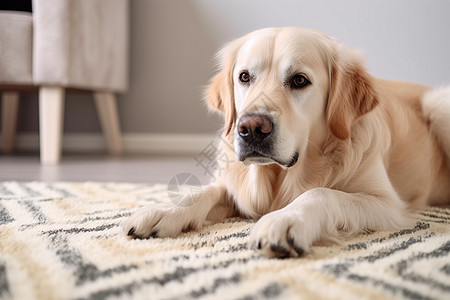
[123,27,450,258]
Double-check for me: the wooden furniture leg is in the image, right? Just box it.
[1,92,20,154]
[94,92,123,156]
[39,86,65,165]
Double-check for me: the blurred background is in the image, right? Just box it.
[0,0,449,183]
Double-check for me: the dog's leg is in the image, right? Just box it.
[422,86,450,161]
[249,159,413,258]
[123,183,232,239]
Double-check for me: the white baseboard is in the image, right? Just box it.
[122,133,217,154]
[1,133,218,155]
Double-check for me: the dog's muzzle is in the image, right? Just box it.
[236,114,298,168]
[237,113,274,161]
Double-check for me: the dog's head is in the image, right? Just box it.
[205,27,378,168]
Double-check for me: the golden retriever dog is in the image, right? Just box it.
[123,27,450,258]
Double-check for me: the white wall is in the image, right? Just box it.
[14,0,450,138]
[190,0,450,86]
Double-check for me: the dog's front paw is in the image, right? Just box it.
[122,202,199,239]
[248,210,313,258]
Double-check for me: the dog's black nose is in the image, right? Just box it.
[238,115,273,143]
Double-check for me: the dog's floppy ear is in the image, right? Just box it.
[326,47,378,140]
[204,39,244,135]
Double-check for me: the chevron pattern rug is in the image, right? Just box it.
[0,182,449,300]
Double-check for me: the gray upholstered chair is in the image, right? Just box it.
[0,0,129,164]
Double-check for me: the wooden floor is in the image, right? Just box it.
[0,154,214,185]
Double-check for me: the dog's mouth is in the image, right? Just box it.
[239,151,299,168]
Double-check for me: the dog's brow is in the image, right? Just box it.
[281,65,294,86]
[285,65,294,75]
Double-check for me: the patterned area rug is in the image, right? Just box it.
[0,182,449,300]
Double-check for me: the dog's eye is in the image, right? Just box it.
[291,74,310,89]
[239,71,251,84]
